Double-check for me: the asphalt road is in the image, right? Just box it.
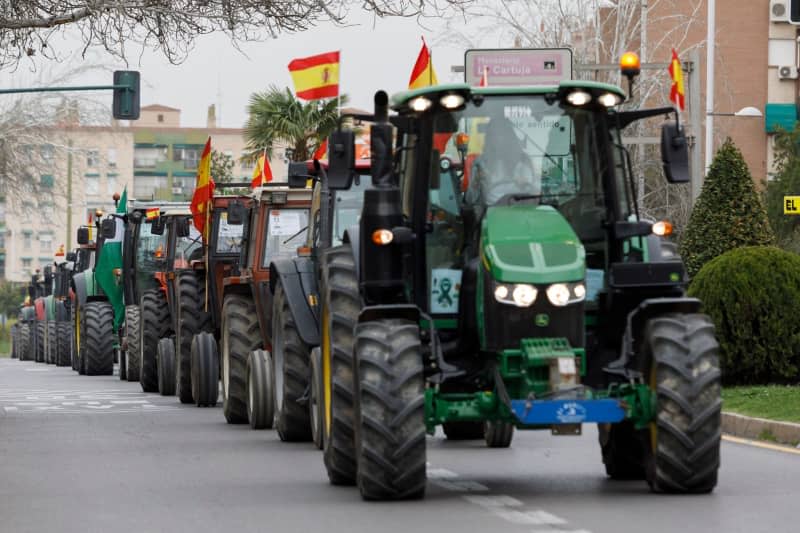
[1,357,798,533]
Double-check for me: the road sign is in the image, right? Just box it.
[464,48,573,86]
[784,196,800,214]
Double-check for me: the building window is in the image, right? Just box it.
[240,153,250,170]
[40,174,54,188]
[133,175,169,199]
[107,148,117,168]
[41,144,54,164]
[86,175,100,195]
[39,235,52,253]
[107,174,118,195]
[87,149,99,168]
[157,114,164,123]
[134,146,168,168]
[40,202,54,219]
[174,147,201,170]
[23,233,31,250]
[22,258,32,269]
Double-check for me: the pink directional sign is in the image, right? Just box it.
[465,48,573,86]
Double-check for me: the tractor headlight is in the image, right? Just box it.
[409,96,433,112]
[546,282,586,307]
[494,282,537,307]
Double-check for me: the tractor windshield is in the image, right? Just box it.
[136,221,167,274]
[215,211,244,254]
[176,225,203,263]
[434,95,620,218]
[332,172,370,245]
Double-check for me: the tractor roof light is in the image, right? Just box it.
[372,229,394,246]
[598,92,622,107]
[620,52,641,78]
[440,93,465,110]
[566,90,592,106]
[409,96,433,112]
[652,220,673,236]
[95,208,104,218]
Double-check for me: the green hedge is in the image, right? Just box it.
[688,246,800,384]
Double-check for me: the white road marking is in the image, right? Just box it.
[463,495,524,508]
[110,400,148,404]
[492,509,567,526]
[4,406,17,412]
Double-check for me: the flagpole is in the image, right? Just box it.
[337,49,342,118]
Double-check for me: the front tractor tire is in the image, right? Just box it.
[56,322,71,366]
[35,321,45,363]
[221,294,261,424]
[246,350,275,430]
[157,337,177,396]
[175,273,212,404]
[18,323,31,361]
[139,289,170,393]
[191,332,219,407]
[599,421,645,480]
[354,319,426,501]
[272,281,312,442]
[124,305,141,382]
[46,321,57,364]
[321,245,361,485]
[443,422,484,441]
[644,313,721,494]
[84,301,115,376]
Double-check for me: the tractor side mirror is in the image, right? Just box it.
[288,161,312,189]
[76,227,89,245]
[176,216,191,238]
[370,123,393,187]
[227,201,246,225]
[66,252,77,262]
[661,122,690,183]
[328,130,356,190]
[613,220,653,240]
[101,218,117,239]
[150,217,165,235]
[130,210,143,224]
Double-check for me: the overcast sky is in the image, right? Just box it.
[6,11,499,129]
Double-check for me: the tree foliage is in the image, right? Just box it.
[764,125,800,253]
[679,138,774,278]
[210,149,234,184]
[243,86,343,163]
[688,246,800,385]
[0,281,24,318]
[0,1,468,70]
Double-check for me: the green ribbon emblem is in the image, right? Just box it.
[438,278,454,307]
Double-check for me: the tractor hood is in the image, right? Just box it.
[481,205,585,284]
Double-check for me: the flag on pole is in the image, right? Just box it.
[190,137,215,241]
[250,153,273,188]
[288,51,340,100]
[313,139,328,160]
[145,207,159,221]
[408,38,439,89]
[95,186,126,330]
[478,66,489,87]
[668,48,685,111]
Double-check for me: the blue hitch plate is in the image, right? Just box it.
[510,399,626,425]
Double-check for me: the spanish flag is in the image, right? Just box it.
[313,139,328,161]
[145,207,159,221]
[408,38,438,89]
[250,153,273,188]
[668,48,685,111]
[190,137,215,241]
[288,51,340,100]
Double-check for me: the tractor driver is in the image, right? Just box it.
[465,116,540,207]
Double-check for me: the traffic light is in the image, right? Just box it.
[112,70,140,120]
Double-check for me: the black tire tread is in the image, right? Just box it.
[222,294,260,424]
[139,289,170,393]
[84,301,115,375]
[56,322,71,366]
[192,332,219,407]
[125,305,141,382]
[175,273,212,404]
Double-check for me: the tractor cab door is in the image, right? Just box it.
[209,207,246,326]
[132,218,167,304]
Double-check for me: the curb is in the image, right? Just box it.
[722,411,800,446]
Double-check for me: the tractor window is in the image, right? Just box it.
[215,211,244,255]
[262,208,310,267]
[332,173,370,245]
[175,225,203,266]
[136,221,167,274]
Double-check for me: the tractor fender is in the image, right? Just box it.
[269,257,320,347]
[72,272,88,307]
[341,224,361,279]
[620,297,703,372]
[357,304,420,325]
[34,298,46,321]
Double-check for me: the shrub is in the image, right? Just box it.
[679,139,774,278]
[688,246,800,384]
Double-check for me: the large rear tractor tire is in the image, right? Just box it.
[124,306,141,382]
[443,422,484,440]
[272,281,311,442]
[35,321,45,363]
[18,323,31,361]
[158,337,176,396]
[310,347,325,450]
[599,421,645,480]
[484,421,514,448]
[246,350,275,430]
[46,322,57,364]
[139,289,170,393]
[175,273,211,404]
[56,322,71,366]
[322,245,361,485]
[221,294,260,424]
[354,319,426,501]
[84,301,115,376]
[191,332,219,407]
[643,313,721,494]
[10,324,17,359]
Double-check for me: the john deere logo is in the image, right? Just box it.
[669,272,680,282]
[535,313,549,327]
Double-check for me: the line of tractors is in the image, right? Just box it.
[8,51,722,501]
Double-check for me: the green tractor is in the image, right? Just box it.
[320,77,720,499]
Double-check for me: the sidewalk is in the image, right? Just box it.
[723,411,800,447]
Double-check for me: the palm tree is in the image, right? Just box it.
[243,85,345,163]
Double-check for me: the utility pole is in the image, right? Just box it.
[689,50,703,203]
[66,139,73,250]
[704,0,716,172]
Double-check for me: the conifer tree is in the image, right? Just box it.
[679,138,775,278]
